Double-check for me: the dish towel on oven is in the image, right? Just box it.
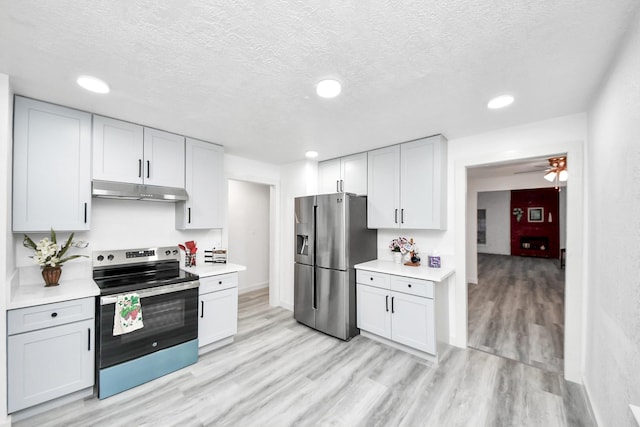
[113,293,144,336]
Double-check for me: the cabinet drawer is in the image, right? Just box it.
[390,276,434,298]
[199,273,238,294]
[356,270,389,289]
[8,297,95,335]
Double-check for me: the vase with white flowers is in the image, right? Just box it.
[23,229,88,287]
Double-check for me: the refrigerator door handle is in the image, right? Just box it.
[313,204,318,310]
[385,295,389,312]
[312,267,317,310]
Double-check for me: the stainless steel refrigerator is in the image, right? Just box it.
[294,193,377,340]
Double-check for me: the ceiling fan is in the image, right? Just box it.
[543,156,568,189]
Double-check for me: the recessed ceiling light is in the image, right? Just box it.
[487,94,514,109]
[305,151,319,159]
[77,75,110,94]
[316,79,341,98]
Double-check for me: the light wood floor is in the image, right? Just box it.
[16,286,594,427]
[468,253,565,374]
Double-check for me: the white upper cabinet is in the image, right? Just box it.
[318,152,367,195]
[367,145,401,228]
[92,115,185,188]
[318,158,341,194]
[92,115,144,184]
[13,96,91,232]
[143,128,185,188]
[367,135,447,230]
[176,138,224,229]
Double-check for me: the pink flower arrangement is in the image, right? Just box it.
[389,237,414,254]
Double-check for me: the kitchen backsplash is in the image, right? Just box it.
[13,198,223,268]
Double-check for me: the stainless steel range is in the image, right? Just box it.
[93,246,199,399]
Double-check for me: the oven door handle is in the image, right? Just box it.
[100,280,200,305]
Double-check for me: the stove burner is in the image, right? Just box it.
[92,246,198,295]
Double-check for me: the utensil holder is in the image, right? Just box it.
[185,252,196,267]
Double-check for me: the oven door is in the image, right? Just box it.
[98,281,199,369]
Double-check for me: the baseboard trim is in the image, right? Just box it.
[238,281,269,294]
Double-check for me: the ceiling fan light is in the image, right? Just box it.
[544,171,557,182]
[558,169,568,181]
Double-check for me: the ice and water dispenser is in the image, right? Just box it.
[296,234,309,256]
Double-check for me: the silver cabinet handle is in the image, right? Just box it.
[336,180,340,192]
[401,209,404,224]
[395,209,398,224]
[385,295,389,312]
[391,296,395,313]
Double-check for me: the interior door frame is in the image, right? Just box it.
[454,137,585,384]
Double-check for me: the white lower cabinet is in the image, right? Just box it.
[7,298,95,413]
[356,270,436,355]
[198,273,238,349]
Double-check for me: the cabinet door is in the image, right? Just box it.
[92,115,144,184]
[143,128,185,188]
[367,145,400,228]
[400,136,446,229]
[7,319,94,413]
[391,292,435,354]
[198,287,238,348]
[341,152,367,195]
[356,284,391,339]
[176,138,224,229]
[13,97,92,231]
[318,158,341,194]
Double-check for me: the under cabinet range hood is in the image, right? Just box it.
[92,180,188,202]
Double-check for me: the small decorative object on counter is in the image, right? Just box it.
[428,251,441,268]
[23,228,89,287]
[204,248,228,264]
[403,238,421,266]
[179,241,198,267]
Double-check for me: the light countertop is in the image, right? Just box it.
[9,278,100,310]
[8,262,246,310]
[188,262,247,278]
[355,259,454,283]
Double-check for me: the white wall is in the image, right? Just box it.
[477,191,510,256]
[585,9,640,426]
[228,180,270,293]
[0,73,13,426]
[449,113,587,383]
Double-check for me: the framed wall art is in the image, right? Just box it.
[528,207,544,222]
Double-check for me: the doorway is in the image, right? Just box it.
[466,159,567,374]
[227,179,271,296]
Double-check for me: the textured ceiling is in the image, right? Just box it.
[1,1,638,164]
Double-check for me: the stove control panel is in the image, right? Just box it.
[92,246,181,267]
